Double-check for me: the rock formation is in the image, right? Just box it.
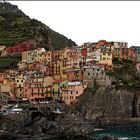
[72,86,140,125]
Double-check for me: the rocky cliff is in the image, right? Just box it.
[71,87,140,125]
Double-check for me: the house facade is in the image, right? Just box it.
[61,82,87,105]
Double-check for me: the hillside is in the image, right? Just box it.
[0,2,76,50]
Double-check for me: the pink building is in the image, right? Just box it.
[23,76,53,101]
[61,82,87,105]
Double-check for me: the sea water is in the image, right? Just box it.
[92,123,140,140]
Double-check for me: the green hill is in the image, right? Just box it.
[0,2,76,50]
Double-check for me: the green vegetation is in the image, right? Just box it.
[0,2,76,50]
[112,58,140,89]
[106,71,117,77]
[0,54,21,71]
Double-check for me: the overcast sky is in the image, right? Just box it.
[10,1,140,47]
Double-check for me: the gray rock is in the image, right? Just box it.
[72,87,136,124]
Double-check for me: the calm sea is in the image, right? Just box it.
[92,123,140,140]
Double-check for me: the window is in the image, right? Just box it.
[76,91,78,94]
[71,91,73,94]
[96,73,98,77]
[88,72,90,75]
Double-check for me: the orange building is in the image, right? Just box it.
[119,47,136,61]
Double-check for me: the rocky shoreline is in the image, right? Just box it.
[0,112,95,140]
[1,113,140,140]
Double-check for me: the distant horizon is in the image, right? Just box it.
[8,1,140,47]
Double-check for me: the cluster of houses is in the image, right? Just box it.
[0,40,140,105]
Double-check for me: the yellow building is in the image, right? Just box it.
[15,73,26,99]
[99,49,112,66]
[17,61,27,70]
[0,80,12,94]
[53,59,67,80]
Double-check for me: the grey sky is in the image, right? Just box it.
[10,1,140,47]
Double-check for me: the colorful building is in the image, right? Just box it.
[23,76,53,101]
[67,69,83,82]
[131,46,140,62]
[119,48,128,60]
[99,48,112,66]
[61,81,87,105]
[53,79,67,100]
[22,48,46,63]
[6,42,34,55]
[41,51,52,64]
[15,73,26,99]
[67,56,82,69]
[128,47,136,61]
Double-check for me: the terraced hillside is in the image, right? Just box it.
[0,2,76,50]
[0,54,21,71]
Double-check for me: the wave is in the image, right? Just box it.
[93,133,140,140]
[118,137,140,140]
[94,128,104,131]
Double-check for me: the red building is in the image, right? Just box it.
[6,42,34,55]
[81,47,87,57]
[97,40,109,46]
